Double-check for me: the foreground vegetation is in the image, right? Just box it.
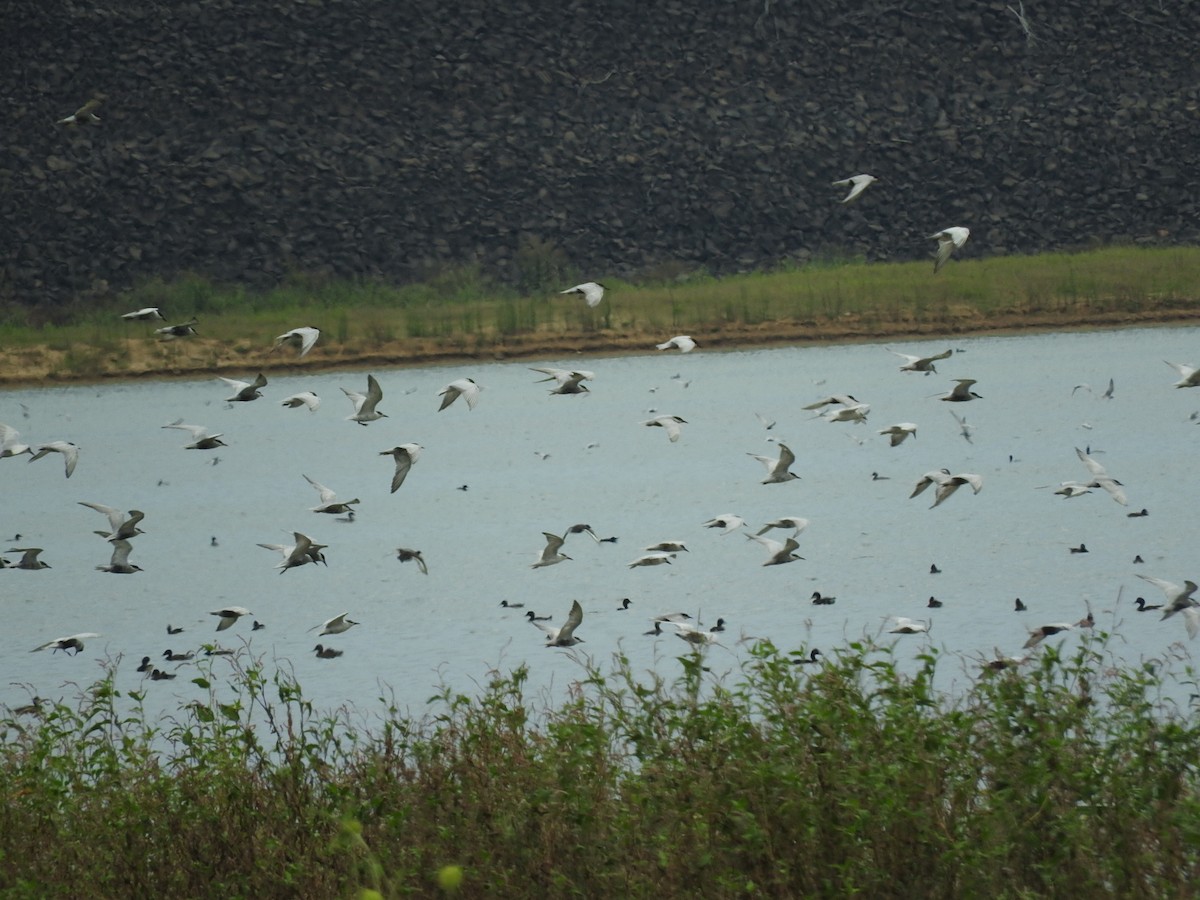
[2,244,1199,382]
[3,636,1199,898]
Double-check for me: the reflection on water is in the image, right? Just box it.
[4,326,1200,717]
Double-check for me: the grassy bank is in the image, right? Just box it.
[1,245,1199,384]
[3,636,1199,897]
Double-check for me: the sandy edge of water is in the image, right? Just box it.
[3,306,1199,388]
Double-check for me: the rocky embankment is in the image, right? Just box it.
[4,0,1198,314]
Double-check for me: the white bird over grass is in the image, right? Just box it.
[910,469,983,509]
[889,348,952,373]
[559,282,606,308]
[642,415,687,442]
[96,539,143,574]
[32,633,101,654]
[29,441,79,478]
[0,422,32,459]
[879,423,918,446]
[162,420,227,450]
[534,599,585,646]
[121,307,164,322]
[1075,447,1127,505]
[747,533,803,566]
[310,612,359,636]
[832,173,877,203]
[257,532,327,572]
[210,607,252,632]
[1165,361,1200,388]
[930,226,970,273]
[703,514,746,534]
[272,326,320,358]
[78,502,146,541]
[343,374,387,425]
[656,335,697,353]
[756,517,809,536]
[380,443,422,493]
[531,532,571,569]
[281,391,320,412]
[749,443,800,483]
[303,474,360,514]
[438,378,482,411]
[155,318,198,340]
[219,373,267,403]
[57,99,101,125]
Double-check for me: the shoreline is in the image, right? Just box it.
[4,305,1200,389]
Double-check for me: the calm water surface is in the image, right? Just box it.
[4,327,1200,720]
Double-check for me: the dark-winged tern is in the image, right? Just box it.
[303,474,360,515]
[889,348,952,373]
[941,379,982,402]
[32,633,100,654]
[396,548,428,574]
[78,502,145,541]
[531,532,571,568]
[910,469,983,509]
[97,539,143,574]
[155,318,198,340]
[219,373,267,402]
[257,532,327,572]
[748,533,803,566]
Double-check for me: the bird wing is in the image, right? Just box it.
[557,600,584,642]
[776,443,796,469]
[387,447,415,493]
[540,532,566,559]
[79,501,124,534]
[108,539,134,567]
[304,474,337,504]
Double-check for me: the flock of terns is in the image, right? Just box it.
[10,307,1199,687]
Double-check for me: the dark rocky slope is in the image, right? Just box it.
[4,0,1198,311]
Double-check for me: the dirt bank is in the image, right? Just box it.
[4,306,1199,389]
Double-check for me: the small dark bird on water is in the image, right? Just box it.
[927,596,943,609]
[166,624,183,635]
[1069,544,1089,554]
[1134,597,1163,612]
[1133,555,1144,564]
[1127,509,1149,518]
[1015,598,1027,612]
[930,564,942,574]
[617,598,632,610]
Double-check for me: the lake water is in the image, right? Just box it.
[4,326,1200,721]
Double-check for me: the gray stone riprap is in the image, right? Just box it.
[5,0,1197,310]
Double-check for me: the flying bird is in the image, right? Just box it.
[748,443,800,484]
[32,633,101,654]
[747,533,803,566]
[1023,622,1076,649]
[396,547,428,574]
[78,502,145,541]
[531,532,572,568]
[656,335,697,353]
[281,391,320,412]
[8,548,51,570]
[155,318,198,340]
[644,540,688,553]
[533,599,585,646]
[803,394,861,412]
[756,517,809,536]
[628,551,675,568]
[380,443,422,493]
[910,469,983,508]
[219,374,267,403]
[941,379,982,402]
[642,415,687,442]
[310,612,359,636]
[879,423,918,446]
[930,227,970,273]
[273,326,320,358]
[29,441,79,478]
[949,410,974,443]
[831,173,877,203]
[210,607,252,632]
[121,307,164,322]
[888,617,930,635]
[343,374,387,425]
[57,99,101,126]
[0,422,32,459]
[559,282,606,308]
[256,532,327,572]
[303,475,360,515]
[1165,361,1200,388]
[703,514,746,534]
[889,348,952,374]
[162,420,226,450]
[96,539,143,574]
[1137,574,1200,627]
[1075,447,1127,505]
[438,378,482,411]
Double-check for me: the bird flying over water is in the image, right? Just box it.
[531,532,571,569]
[533,599,585,646]
[438,378,481,411]
[281,391,320,412]
[889,348,952,374]
[162,420,226,450]
[879,423,918,446]
[219,374,267,403]
[380,443,422,493]
[29,441,79,478]
[210,607,252,631]
[343,374,387,425]
[910,469,983,508]
[642,415,687,442]
[32,633,100,654]
[941,379,982,402]
[749,443,799,483]
[303,474,360,515]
